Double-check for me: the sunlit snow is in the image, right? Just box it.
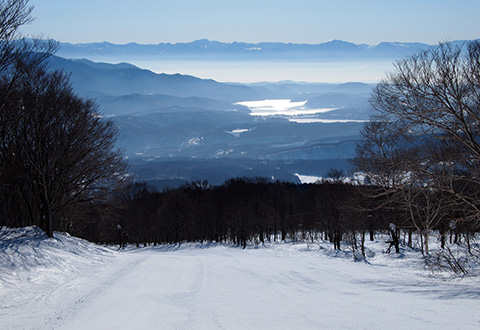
[1,226,479,329]
[295,173,322,183]
[226,128,252,137]
[289,118,368,123]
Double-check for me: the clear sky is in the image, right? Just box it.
[20,0,480,45]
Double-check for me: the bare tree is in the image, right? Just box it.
[371,42,480,207]
[0,0,32,68]
[0,0,56,175]
[0,0,56,78]
[355,40,480,260]
[0,63,127,236]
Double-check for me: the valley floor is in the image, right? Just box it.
[1,228,479,329]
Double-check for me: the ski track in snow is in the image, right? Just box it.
[1,230,480,329]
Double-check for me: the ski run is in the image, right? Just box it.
[1,226,479,329]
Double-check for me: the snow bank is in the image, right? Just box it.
[0,226,122,329]
[0,226,115,273]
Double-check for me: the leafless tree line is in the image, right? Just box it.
[67,177,476,272]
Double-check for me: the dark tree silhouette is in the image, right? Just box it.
[354,41,480,262]
[355,41,480,226]
[0,64,127,236]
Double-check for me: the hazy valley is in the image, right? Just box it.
[48,43,383,188]
[47,39,472,188]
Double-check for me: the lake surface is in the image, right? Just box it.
[236,99,368,123]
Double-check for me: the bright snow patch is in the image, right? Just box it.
[295,172,372,185]
[1,226,479,329]
[225,128,251,137]
[295,173,322,184]
[288,118,368,123]
[182,137,203,147]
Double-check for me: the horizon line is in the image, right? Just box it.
[55,38,459,47]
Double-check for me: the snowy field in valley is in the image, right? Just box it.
[1,227,479,330]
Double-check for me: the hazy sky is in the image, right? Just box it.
[21,0,480,45]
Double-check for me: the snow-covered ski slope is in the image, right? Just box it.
[1,226,479,329]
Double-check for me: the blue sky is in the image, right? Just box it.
[21,0,480,45]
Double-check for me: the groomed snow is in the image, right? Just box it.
[1,227,479,329]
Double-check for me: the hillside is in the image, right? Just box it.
[47,56,274,101]
[47,55,374,186]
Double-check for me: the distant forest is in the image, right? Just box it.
[62,177,476,264]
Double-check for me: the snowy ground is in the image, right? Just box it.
[1,227,479,330]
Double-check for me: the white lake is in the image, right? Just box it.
[236,99,337,117]
[289,118,368,123]
[236,99,368,123]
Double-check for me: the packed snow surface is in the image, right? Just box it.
[1,226,479,329]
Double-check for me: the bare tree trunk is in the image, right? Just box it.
[42,184,54,238]
[424,232,429,255]
[408,229,413,248]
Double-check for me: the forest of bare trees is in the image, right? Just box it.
[62,176,476,273]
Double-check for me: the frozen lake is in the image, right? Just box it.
[236,99,368,123]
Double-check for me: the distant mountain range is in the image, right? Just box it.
[56,39,470,62]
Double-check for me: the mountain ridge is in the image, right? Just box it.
[47,55,277,101]
[57,39,461,61]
